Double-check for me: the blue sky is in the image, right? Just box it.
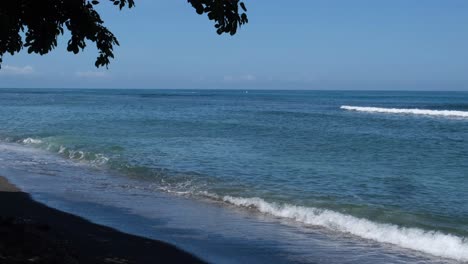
[1,0,468,90]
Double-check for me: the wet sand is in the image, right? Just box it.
[0,176,204,264]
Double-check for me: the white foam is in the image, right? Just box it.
[58,145,67,154]
[341,106,468,118]
[91,154,109,166]
[0,142,43,153]
[10,140,110,166]
[219,195,468,261]
[22,138,43,144]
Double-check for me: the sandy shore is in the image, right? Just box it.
[0,176,204,264]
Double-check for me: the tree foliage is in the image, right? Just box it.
[0,0,248,68]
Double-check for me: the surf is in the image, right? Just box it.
[341,106,468,118]
[3,138,468,262]
[218,195,468,262]
[18,137,110,166]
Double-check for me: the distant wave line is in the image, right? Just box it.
[341,106,468,118]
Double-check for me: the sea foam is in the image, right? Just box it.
[341,106,468,118]
[218,195,468,261]
[19,138,109,166]
[22,138,43,144]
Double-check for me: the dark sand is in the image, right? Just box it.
[0,176,205,264]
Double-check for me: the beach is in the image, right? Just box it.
[0,176,204,264]
[0,89,466,263]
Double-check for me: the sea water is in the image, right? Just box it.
[0,89,467,263]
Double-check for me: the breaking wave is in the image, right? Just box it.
[341,106,468,118]
[8,137,468,261]
[18,137,109,166]
[22,138,43,144]
[202,195,468,261]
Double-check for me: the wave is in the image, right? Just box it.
[341,106,468,118]
[18,137,109,166]
[205,195,468,261]
[22,138,43,144]
[9,137,468,261]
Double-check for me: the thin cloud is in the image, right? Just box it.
[224,75,234,81]
[75,71,109,78]
[240,74,256,81]
[223,74,257,82]
[0,65,35,75]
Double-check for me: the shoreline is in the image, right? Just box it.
[0,176,205,264]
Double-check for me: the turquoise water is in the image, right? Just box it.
[0,89,467,262]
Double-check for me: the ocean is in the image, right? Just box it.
[0,89,467,263]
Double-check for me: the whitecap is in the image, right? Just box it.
[22,138,43,144]
[218,195,468,261]
[341,106,468,118]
